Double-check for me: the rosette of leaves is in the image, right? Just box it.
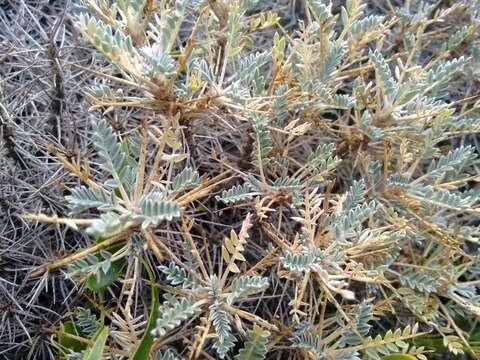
[150,214,273,358]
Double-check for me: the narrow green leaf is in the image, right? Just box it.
[381,355,416,360]
[83,326,109,360]
[132,260,159,359]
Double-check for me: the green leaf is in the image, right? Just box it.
[86,212,132,238]
[338,302,373,346]
[87,258,125,292]
[427,145,476,178]
[154,349,182,360]
[157,0,185,53]
[59,321,87,353]
[308,0,332,22]
[344,180,366,210]
[227,276,269,304]
[172,167,201,192]
[65,186,112,214]
[92,117,128,178]
[138,194,181,229]
[249,114,272,167]
[140,47,176,78]
[210,301,236,358]
[350,15,384,37]
[152,296,202,337]
[83,326,109,360]
[381,355,416,360]
[216,184,259,204]
[398,268,439,293]
[318,43,347,81]
[77,13,138,65]
[291,332,322,354]
[158,262,197,289]
[76,307,99,337]
[369,49,399,103]
[281,248,325,272]
[132,260,159,360]
[424,57,467,90]
[236,325,270,360]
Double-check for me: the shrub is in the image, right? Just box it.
[9,0,480,358]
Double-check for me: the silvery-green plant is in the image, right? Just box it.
[17,0,480,359]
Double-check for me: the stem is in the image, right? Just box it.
[29,228,135,277]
